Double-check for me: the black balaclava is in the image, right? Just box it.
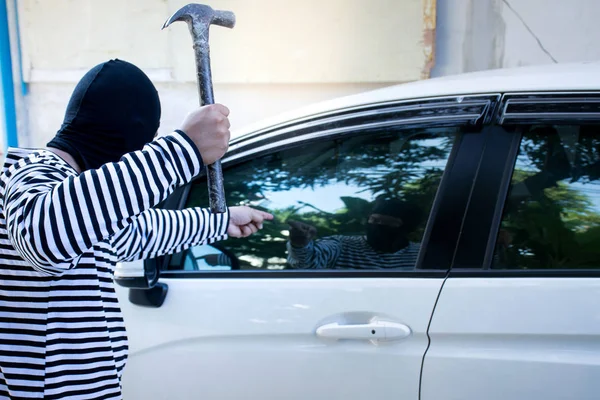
[47,59,161,171]
[366,198,423,253]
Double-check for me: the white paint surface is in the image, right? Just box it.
[422,278,600,400]
[116,278,443,400]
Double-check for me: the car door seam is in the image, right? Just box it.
[418,269,451,400]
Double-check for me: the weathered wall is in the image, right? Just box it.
[432,0,600,77]
[15,0,434,146]
[8,0,600,148]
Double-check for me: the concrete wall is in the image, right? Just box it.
[432,0,600,77]
[7,0,600,148]
[15,0,434,146]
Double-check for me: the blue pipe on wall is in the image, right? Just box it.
[0,0,18,148]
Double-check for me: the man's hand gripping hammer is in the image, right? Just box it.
[163,3,235,213]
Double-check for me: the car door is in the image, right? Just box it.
[422,93,600,400]
[115,95,496,400]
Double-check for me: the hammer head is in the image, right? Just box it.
[162,3,235,34]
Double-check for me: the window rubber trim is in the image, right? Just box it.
[448,268,600,278]
[230,94,499,149]
[159,269,450,279]
[226,95,498,164]
[497,91,600,124]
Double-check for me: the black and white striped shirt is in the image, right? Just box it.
[0,132,229,399]
[287,236,420,270]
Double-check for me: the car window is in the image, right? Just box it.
[492,124,600,269]
[169,125,460,272]
[167,244,235,271]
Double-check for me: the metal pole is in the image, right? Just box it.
[0,0,18,149]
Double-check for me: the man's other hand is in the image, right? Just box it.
[287,220,317,247]
[227,206,274,238]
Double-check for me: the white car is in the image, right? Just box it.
[114,62,600,400]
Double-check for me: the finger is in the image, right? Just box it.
[259,210,274,220]
[241,224,257,236]
[249,210,264,224]
[252,209,274,223]
[249,223,259,234]
[227,225,242,238]
[213,103,230,117]
[241,225,253,237]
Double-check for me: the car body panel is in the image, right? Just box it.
[421,277,600,400]
[118,278,444,399]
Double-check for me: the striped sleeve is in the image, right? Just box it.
[2,131,203,276]
[110,207,230,262]
[286,236,342,269]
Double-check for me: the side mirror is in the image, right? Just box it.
[114,258,161,289]
[114,258,167,308]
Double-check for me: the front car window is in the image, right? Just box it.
[168,125,460,272]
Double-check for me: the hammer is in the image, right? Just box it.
[162,3,235,214]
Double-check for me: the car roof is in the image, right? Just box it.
[231,61,600,139]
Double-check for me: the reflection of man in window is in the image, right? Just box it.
[287,199,422,269]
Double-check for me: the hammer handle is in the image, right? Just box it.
[196,43,227,214]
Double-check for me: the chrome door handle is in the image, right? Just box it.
[315,321,411,341]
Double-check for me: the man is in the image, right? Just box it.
[287,198,421,269]
[0,59,272,399]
